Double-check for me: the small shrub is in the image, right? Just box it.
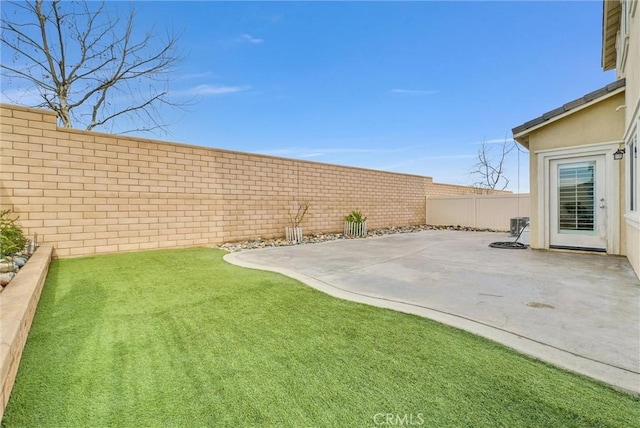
[344,210,367,237]
[1,209,27,257]
[345,210,367,224]
[289,202,310,228]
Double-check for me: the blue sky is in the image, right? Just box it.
[1,1,617,192]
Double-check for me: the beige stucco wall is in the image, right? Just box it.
[614,3,640,278]
[627,222,640,275]
[624,5,640,278]
[617,3,640,130]
[526,92,625,151]
[524,92,626,250]
[0,103,481,258]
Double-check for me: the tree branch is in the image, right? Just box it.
[469,139,514,191]
[1,0,187,134]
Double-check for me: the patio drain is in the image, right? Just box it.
[527,302,555,309]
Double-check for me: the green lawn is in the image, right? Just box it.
[3,248,639,427]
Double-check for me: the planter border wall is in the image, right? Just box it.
[0,245,53,422]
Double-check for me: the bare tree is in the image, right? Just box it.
[1,0,184,134]
[470,138,514,193]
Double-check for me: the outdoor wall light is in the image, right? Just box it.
[613,148,625,160]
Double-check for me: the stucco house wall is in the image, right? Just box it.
[524,92,626,250]
[621,2,640,277]
[512,1,639,278]
[605,0,640,276]
[526,92,626,151]
[616,1,640,129]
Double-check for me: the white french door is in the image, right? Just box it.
[549,155,607,250]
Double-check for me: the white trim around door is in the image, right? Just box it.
[536,142,622,254]
[549,156,607,250]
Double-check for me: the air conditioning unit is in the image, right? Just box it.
[510,217,529,236]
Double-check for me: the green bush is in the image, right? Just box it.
[345,210,367,224]
[1,209,27,257]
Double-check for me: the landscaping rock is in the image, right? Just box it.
[217,224,505,252]
[0,261,18,273]
[0,253,32,287]
[0,272,16,286]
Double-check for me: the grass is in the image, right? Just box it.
[2,248,639,427]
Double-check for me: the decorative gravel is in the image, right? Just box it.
[0,252,31,291]
[217,224,505,252]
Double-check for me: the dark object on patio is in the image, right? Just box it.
[489,221,529,249]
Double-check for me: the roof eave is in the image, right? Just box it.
[602,0,620,71]
[512,80,625,141]
[513,135,529,150]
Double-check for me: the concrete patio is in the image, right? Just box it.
[225,229,640,394]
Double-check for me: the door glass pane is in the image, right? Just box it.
[557,162,595,233]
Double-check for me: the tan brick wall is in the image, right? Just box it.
[0,103,477,257]
[426,182,476,196]
[426,181,512,196]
